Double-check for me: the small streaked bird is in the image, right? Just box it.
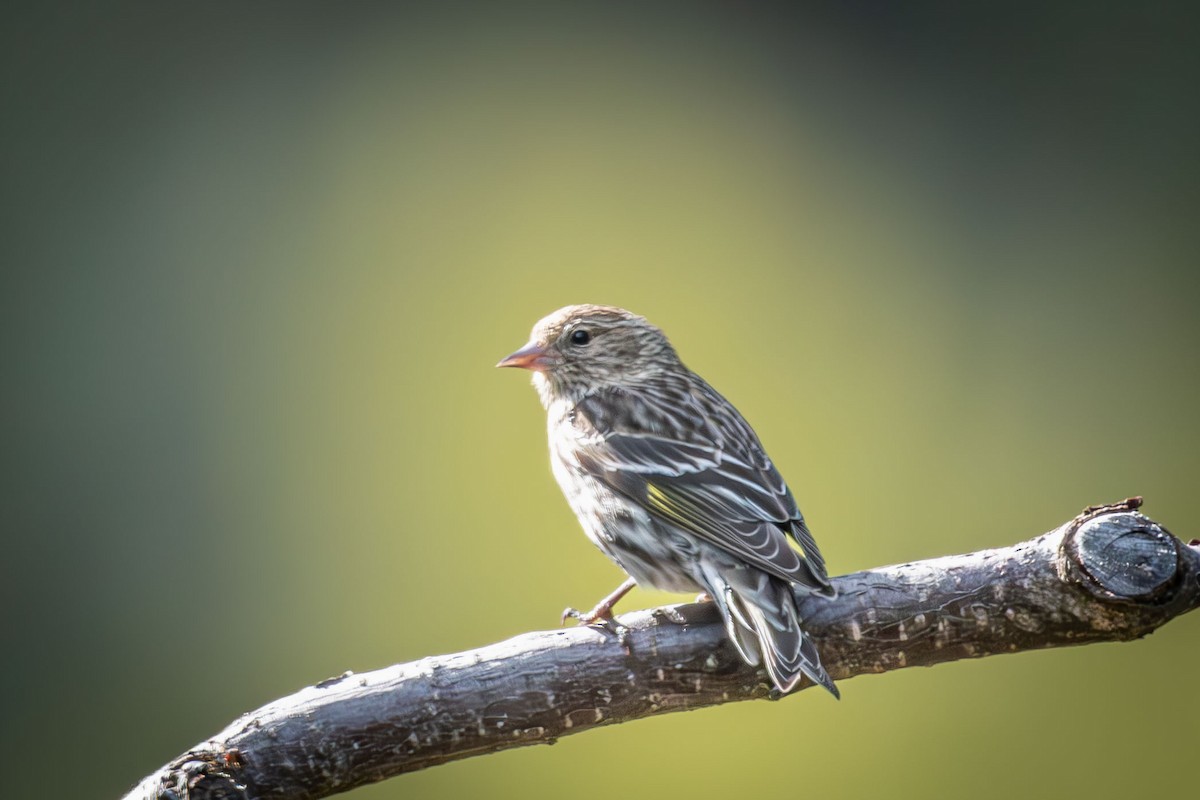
[498,305,838,696]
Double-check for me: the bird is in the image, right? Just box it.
[497,304,838,697]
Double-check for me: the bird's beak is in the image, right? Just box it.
[496,341,554,372]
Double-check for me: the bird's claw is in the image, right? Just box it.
[654,606,690,625]
[562,606,631,649]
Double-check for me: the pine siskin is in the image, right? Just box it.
[498,304,838,697]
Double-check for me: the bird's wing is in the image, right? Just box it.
[574,384,831,592]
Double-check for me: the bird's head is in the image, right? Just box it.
[498,304,681,405]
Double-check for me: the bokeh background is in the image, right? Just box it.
[3,3,1198,798]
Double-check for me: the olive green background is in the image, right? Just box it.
[3,3,1197,798]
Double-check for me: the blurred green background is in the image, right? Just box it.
[3,3,1198,798]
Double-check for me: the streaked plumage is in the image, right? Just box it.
[499,304,837,696]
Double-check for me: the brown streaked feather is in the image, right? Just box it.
[574,382,833,594]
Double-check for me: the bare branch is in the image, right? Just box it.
[123,499,1199,800]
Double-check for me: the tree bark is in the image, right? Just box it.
[123,498,1199,800]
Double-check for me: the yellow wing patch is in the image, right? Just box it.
[646,482,707,530]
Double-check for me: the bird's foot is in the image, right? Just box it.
[654,606,689,625]
[560,578,637,648]
[562,604,631,649]
[652,592,709,624]
[560,602,611,626]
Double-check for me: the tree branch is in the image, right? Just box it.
[123,499,1199,800]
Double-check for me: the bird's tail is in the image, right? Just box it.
[701,563,839,698]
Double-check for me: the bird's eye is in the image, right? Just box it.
[569,329,591,346]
